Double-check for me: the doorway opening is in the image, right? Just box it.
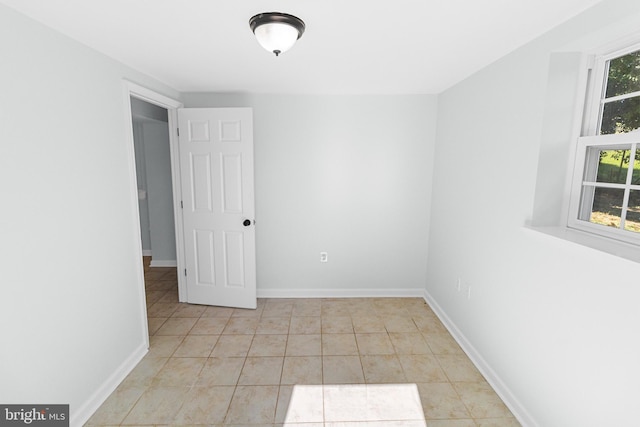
[123,83,257,316]
[122,81,184,340]
[130,98,181,317]
[131,97,175,267]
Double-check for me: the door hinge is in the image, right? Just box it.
[184,268,187,277]
[180,200,184,209]
[176,128,180,136]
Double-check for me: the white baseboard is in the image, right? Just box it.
[257,288,426,298]
[422,289,537,427]
[71,343,148,427]
[141,249,152,256]
[149,259,177,267]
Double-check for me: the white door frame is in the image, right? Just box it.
[122,81,187,314]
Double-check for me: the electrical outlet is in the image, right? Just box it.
[320,252,328,263]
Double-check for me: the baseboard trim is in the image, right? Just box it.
[422,289,537,427]
[257,288,425,298]
[149,259,177,267]
[71,343,148,427]
[141,249,152,256]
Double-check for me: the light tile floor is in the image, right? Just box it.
[85,260,521,427]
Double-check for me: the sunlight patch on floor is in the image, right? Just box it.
[284,383,427,426]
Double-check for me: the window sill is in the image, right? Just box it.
[524,224,640,264]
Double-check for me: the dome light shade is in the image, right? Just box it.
[249,12,305,56]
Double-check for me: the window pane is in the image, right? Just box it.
[632,149,640,185]
[625,190,640,233]
[588,187,625,229]
[600,96,640,134]
[592,148,633,184]
[605,50,640,98]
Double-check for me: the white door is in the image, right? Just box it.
[177,108,256,309]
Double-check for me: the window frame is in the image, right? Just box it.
[567,41,640,245]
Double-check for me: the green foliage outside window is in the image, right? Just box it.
[590,50,640,233]
[597,51,640,184]
[600,50,640,135]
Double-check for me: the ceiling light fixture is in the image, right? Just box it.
[249,12,305,57]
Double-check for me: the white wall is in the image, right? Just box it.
[0,4,180,424]
[426,0,640,425]
[142,121,176,265]
[183,93,438,296]
[133,121,152,252]
[131,118,176,263]
[7,0,640,425]
[131,98,175,262]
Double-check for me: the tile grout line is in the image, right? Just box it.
[124,277,520,426]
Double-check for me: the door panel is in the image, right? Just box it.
[178,108,256,309]
[194,229,215,286]
[190,153,213,212]
[221,154,243,213]
[223,231,245,287]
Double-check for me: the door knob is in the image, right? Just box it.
[243,219,252,227]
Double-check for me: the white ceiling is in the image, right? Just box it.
[1,0,604,94]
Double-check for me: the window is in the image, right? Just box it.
[569,45,640,245]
